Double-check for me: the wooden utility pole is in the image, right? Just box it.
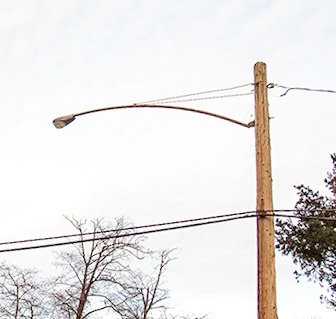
[254,62,277,319]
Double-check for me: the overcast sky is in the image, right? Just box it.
[1,1,336,318]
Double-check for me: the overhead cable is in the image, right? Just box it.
[0,212,257,253]
[268,83,336,97]
[143,92,254,104]
[136,83,255,105]
[0,209,335,254]
[0,211,254,247]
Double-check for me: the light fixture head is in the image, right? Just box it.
[53,114,76,128]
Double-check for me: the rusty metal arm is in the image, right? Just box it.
[53,104,254,129]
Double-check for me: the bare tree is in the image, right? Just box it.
[50,216,146,319]
[0,262,48,318]
[105,249,173,319]
[0,217,208,319]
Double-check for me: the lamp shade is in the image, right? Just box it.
[53,114,76,129]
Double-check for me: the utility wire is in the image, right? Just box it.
[273,213,336,221]
[267,209,336,221]
[142,92,254,105]
[136,83,255,105]
[0,211,256,247]
[0,209,335,254]
[0,212,257,253]
[268,83,336,97]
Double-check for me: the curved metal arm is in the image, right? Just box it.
[53,104,254,129]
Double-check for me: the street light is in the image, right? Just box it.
[53,62,277,319]
[53,114,76,128]
[53,104,255,129]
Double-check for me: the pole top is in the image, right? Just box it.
[254,61,266,67]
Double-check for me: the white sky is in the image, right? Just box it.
[1,0,336,318]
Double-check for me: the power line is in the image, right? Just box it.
[268,83,336,97]
[268,209,336,221]
[0,211,256,248]
[273,213,336,221]
[143,92,254,104]
[0,209,335,254]
[136,83,255,105]
[0,212,257,253]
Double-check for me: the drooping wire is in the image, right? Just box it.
[142,92,254,104]
[268,83,336,97]
[0,211,256,247]
[0,212,257,253]
[136,83,255,105]
[264,209,336,221]
[0,209,335,254]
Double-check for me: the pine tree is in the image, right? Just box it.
[276,154,336,309]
